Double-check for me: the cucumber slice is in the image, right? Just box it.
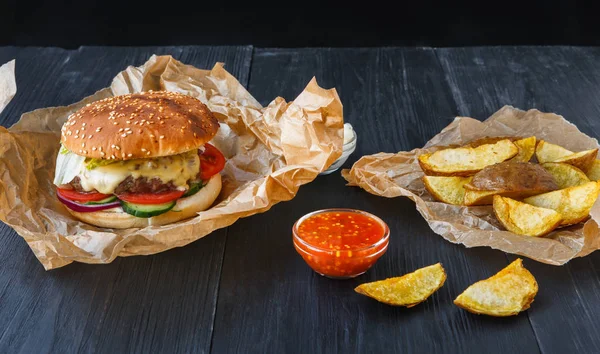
[84,195,118,205]
[120,200,176,218]
[182,181,205,198]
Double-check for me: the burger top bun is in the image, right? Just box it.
[60,91,219,160]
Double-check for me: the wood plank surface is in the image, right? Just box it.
[3,45,600,354]
[0,46,252,353]
[211,48,540,353]
[436,46,600,354]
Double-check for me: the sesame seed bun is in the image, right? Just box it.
[65,174,222,228]
[60,91,219,160]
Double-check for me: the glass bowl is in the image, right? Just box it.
[292,208,390,279]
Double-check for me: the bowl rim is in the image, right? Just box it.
[292,208,390,253]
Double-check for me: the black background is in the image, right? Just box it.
[3,0,600,47]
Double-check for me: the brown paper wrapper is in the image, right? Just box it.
[342,106,600,265]
[0,56,343,270]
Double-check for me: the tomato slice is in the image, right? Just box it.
[57,188,112,203]
[117,190,185,205]
[199,143,226,180]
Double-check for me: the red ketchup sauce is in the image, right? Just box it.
[293,209,389,279]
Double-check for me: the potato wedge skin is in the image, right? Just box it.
[354,263,446,307]
[555,149,598,173]
[454,259,538,317]
[587,160,600,181]
[542,162,589,189]
[418,139,518,176]
[422,176,472,205]
[465,162,558,192]
[524,181,600,226]
[462,161,558,205]
[493,195,563,236]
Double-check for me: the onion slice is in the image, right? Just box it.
[57,192,120,212]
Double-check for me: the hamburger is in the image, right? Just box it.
[53,91,225,228]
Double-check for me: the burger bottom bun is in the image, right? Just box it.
[67,174,222,229]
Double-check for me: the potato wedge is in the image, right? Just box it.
[493,195,562,236]
[454,259,538,317]
[535,140,574,163]
[423,176,472,205]
[355,263,446,307]
[542,162,589,189]
[467,136,515,147]
[418,139,518,176]
[463,189,498,206]
[524,181,600,226]
[554,149,598,173]
[535,140,598,172]
[462,162,558,206]
[587,160,600,181]
[511,136,536,162]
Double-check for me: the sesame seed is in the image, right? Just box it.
[83,150,87,154]
[113,122,118,125]
[121,133,127,137]
[124,127,131,131]
[88,135,93,139]
[99,147,103,151]
[111,144,115,148]
[150,134,155,138]
[115,145,120,150]
[141,148,147,152]
[79,149,83,153]
[127,153,132,157]
[159,135,165,139]
[92,147,97,151]
[74,135,79,139]
[127,131,132,135]
[81,143,85,147]
[75,129,79,134]
[81,134,86,139]
[126,120,131,124]
[146,151,151,155]
[119,128,124,132]
[96,127,102,132]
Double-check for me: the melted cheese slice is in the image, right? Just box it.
[75,150,200,194]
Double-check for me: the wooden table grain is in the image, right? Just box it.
[1,46,599,354]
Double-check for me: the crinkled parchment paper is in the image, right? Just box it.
[342,106,600,265]
[0,56,343,270]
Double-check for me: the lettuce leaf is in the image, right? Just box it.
[85,158,117,170]
[53,149,86,186]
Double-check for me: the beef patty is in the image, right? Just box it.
[69,176,179,194]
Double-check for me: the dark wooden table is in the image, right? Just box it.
[1,46,600,354]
